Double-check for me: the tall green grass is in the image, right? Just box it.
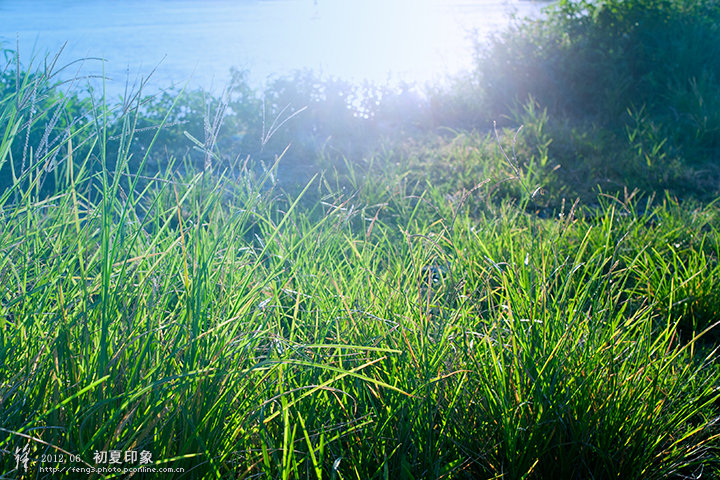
[1,63,719,479]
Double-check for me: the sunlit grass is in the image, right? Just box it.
[1,65,719,480]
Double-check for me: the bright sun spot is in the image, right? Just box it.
[304,0,471,84]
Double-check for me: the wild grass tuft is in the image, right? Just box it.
[1,23,720,479]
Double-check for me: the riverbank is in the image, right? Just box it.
[1,1,719,478]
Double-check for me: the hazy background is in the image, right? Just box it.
[0,0,546,96]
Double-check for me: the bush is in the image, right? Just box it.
[428,0,720,201]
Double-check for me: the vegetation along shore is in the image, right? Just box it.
[1,0,719,478]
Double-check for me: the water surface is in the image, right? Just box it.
[0,0,547,96]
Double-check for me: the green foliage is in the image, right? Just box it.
[122,69,262,174]
[1,68,719,479]
[0,49,95,197]
[9,0,720,205]
[421,0,720,201]
[3,7,720,476]
[478,0,720,121]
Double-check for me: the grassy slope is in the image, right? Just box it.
[2,1,720,478]
[1,114,719,478]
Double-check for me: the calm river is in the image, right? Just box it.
[0,0,548,97]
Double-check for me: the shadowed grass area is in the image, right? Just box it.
[428,0,720,204]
